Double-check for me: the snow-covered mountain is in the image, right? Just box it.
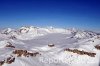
[0,26,100,66]
[73,30,97,39]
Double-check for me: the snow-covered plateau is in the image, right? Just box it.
[0,26,100,66]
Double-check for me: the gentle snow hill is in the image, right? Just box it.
[0,26,100,66]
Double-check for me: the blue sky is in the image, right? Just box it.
[0,0,100,29]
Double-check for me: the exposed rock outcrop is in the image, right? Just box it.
[13,49,40,57]
[64,48,96,57]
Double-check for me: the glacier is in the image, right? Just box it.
[0,26,100,66]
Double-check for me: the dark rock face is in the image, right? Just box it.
[13,49,40,57]
[95,45,100,50]
[0,60,5,66]
[6,56,15,64]
[64,48,96,57]
[48,44,55,47]
[5,43,15,48]
[0,56,15,66]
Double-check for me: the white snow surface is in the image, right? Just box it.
[0,26,100,66]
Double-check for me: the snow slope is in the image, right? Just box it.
[0,26,100,66]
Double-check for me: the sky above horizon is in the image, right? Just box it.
[0,0,100,29]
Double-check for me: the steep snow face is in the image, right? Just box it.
[73,30,97,39]
[0,26,100,66]
[1,28,13,34]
